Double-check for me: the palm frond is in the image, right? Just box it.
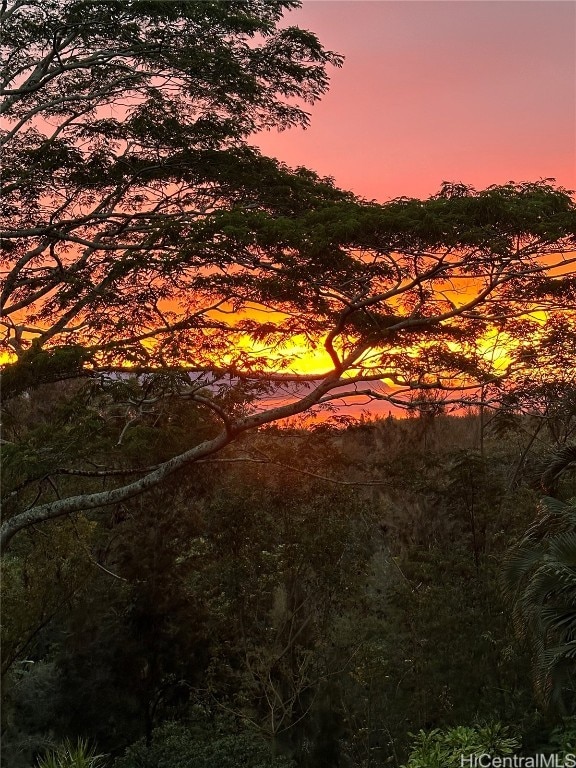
[540,443,576,494]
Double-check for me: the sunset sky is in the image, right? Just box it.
[256,0,576,419]
[3,1,574,423]
[257,1,575,202]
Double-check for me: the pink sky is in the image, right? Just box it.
[256,1,576,202]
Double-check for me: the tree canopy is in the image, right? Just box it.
[1,0,345,377]
[1,0,576,549]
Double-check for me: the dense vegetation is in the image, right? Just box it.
[2,380,576,767]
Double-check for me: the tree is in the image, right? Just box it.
[0,0,346,378]
[2,0,576,549]
[493,315,576,447]
[503,446,576,713]
[503,495,576,714]
[2,422,381,762]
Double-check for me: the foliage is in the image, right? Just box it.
[402,723,520,768]
[2,409,565,765]
[502,495,576,712]
[1,0,345,382]
[113,720,295,768]
[337,440,539,763]
[502,440,576,714]
[544,716,576,756]
[1,516,96,678]
[36,738,106,768]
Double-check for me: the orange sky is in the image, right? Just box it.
[4,2,574,424]
[256,1,575,203]
[253,1,576,421]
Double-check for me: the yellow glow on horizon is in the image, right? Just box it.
[221,332,336,376]
[0,351,17,366]
[0,303,556,391]
[0,327,533,381]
